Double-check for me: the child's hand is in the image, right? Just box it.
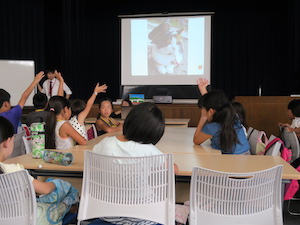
[34,71,45,84]
[197,78,209,95]
[94,83,108,94]
[54,70,64,82]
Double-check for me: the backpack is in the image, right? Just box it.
[284,158,300,200]
[264,137,292,163]
[255,131,268,155]
[247,127,268,155]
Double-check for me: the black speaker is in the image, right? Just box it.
[153,96,173,104]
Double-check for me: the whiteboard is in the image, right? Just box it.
[0,60,35,106]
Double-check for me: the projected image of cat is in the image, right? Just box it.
[148,19,187,75]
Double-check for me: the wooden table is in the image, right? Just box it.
[85,117,190,128]
[156,127,219,154]
[5,151,299,180]
[4,127,300,203]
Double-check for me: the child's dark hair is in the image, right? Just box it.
[123,102,165,145]
[292,103,300,117]
[33,93,48,109]
[231,101,248,129]
[198,90,239,153]
[0,116,14,144]
[45,96,70,149]
[70,99,86,117]
[0,89,10,108]
[45,69,57,75]
[122,99,133,106]
[96,97,113,119]
[288,99,300,110]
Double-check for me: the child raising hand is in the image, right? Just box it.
[70,83,108,139]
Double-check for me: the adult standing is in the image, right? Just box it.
[38,69,72,99]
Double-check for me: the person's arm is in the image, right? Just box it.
[96,119,123,133]
[37,83,43,93]
[18,71,44,108]
[63,82,72,100]
[54,70,64,97]
[61,122,87,145]
[193,109,212,145]
[197,78,209,95]
[286,126,300,134]
[77,83,108,124]
[278,122,291,128]
[33,178,56,195]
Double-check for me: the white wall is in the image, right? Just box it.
[0,60,35,106]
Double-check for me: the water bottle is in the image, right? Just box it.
[30,122,45,159]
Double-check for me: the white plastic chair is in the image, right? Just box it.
[189,165,283,225]
[281,129,300,162]
[265,134,282,156]
[77,151,175,225]
[22,135,33,154]
[0,170,36,225]
[91,124,97,138]
[247,127,261,154]
[86,124,98,140]
[8,130,26,159]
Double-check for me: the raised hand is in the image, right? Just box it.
[197,78,209,95]
[94,83,108,94]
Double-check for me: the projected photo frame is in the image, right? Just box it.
[120,12,213,86]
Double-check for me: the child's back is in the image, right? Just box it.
[26,93,50,126]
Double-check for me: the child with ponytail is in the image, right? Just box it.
[193,89,250,154]
[45,96,87,150]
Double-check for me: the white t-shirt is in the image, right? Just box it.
[93,136,163,157]
[0,162,34,182]
[92,136,163,225]
[55,120,75,150]
[291,117,300,128]
[42,78,72,99]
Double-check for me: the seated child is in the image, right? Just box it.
[26,93,50,126]
[0,116,79,223]
[93,102,179,224]
[278,99,300,136]
[95,97,123,136]
[0,116,56,194]
[110,99,132,118]
[193,89,250,155]
[69,83,107,139]
[45,96,87,150]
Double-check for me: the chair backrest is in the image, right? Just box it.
[22,136,33,154]
[86,124,98,140]
[281,129,300,162]
[189,165,283,225]
[0,170,37,225]
[91,124,98,138]
[247,127,268,155]
[8,130,26,159]
[22,124,31,137]
[265,134,282,156]
[77,151,175,225]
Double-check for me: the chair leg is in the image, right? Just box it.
[287,197,300,216]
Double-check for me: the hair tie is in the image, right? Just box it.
[50,108,55,112]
